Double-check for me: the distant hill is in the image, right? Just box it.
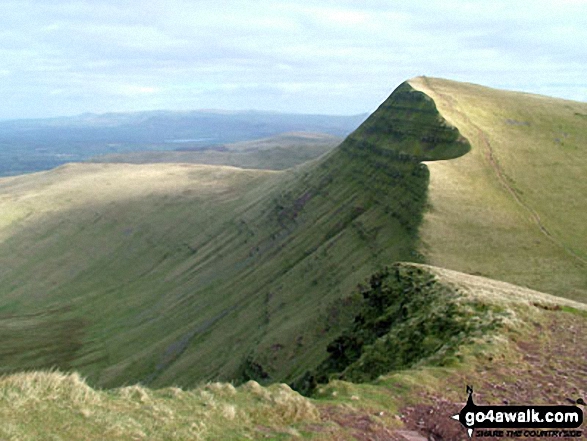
[90,132,343,170]
[0,111,366,176]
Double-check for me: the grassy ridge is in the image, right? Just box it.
[295,264,504,393]
[0,82,468,388]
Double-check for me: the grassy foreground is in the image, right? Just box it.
[2,263,585,440]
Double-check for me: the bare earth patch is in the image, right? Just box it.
[399,309,587,440]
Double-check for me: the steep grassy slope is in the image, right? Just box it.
[2,77,586,439]
[0,82,467,388]
[0,163,277,378]
[2,263,585,440]
[409,77,587,301]
[1,77,584,395]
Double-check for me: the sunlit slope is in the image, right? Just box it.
[0,163,278,380]
[410,77,587,301]
[0,82,468,388]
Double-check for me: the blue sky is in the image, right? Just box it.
[1,0,586,119]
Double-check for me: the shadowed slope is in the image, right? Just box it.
[0,82,468,388]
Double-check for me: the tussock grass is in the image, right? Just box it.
[0,370,99,407]
[0,372,320,440]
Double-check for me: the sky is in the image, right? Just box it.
[1,0,586,120]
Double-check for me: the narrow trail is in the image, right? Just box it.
[420,78,587,268]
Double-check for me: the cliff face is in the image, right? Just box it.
[230,82,471,387]
[340,81,470,161]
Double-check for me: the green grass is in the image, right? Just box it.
[0,82,468,389]
[295,264,506,392]
[0,371,322,440]
[0,76,585,398]
[410,77,587,301]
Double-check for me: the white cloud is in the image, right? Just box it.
[0,0,585,119]
[305,6,370,25]
[116,85,160,96]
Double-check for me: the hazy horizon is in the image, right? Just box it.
[1,0,586,120]
[0,107,370,124]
